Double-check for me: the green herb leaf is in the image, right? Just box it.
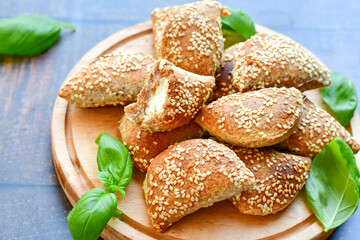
[67,188,117,240]
[222,29,246,49]
[0,15,75,56]
[321,72,358,126]
[95,132,133,191]
[306,137,360,232]
[96,171,116,189]
[221,8,256,41]
[114,209,124,221]
[108,185,126,196]
[68,132,133,239]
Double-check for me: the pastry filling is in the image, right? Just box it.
[145,77,169,118]
[143,175,148,198]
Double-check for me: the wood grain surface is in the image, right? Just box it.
[1,1,360,239]
[51,21,359,240]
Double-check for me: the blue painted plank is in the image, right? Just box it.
[0,185,72,239]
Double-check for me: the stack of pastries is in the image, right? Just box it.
[58,0,360,233]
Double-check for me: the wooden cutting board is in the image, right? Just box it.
[51,20,360,240]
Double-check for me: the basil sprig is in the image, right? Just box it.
[306,137,360,232]
[221,7,256,48]
[222,29,246,50]
[0,15,75,56]
[67,188,117,240]
[67,132,133,240]
[96,132,132,196]
[321,72,358,126]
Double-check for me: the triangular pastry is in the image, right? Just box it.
[119,113,204,172]
[232,33,331,93]
[277,99,360,157]
[152,0,230,76]
[214,42,244,99]
[229,147,311,215]
[144,139,255,232]
[196,87,304,148]
[125,59,215,132]
[58,50,154,107]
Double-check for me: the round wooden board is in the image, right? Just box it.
[51,20,360,240]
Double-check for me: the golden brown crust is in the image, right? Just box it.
[125,59,215,132]
[232,33,331,93]
[228,147,311,215]
[151,0,229,76]
[119,114,204,172]
[58,50,154,107]
[277,99,360,157]
[144,139,255,232]
[214,42,244,99]
[195,87,304,148]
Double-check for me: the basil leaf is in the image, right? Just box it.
[95,132,133,191]
[67,133,133,239]
[222,29,246,49]
[96,171,116,189]
[67,188,117,240]
[118,151,132,192]
[321,72,358,126]
[221,8,256,40]
[109,185,126,196]
[306,137,360,232]
[114,209,124,221]
[96,172,126,196]
[0,15,75,56]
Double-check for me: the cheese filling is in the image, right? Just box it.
[145,77,169,118]
[143,176,148,198]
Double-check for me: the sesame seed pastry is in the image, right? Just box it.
[125,59,215,132]
[58,50,154,107]
[119,113,204,173]
[214,42,244,99]
[277,99,360,157]
[151,0,230,76]
[228,147,311,216]
[143,139,255,232]
[195,87,304,148]
[232,33,331,93]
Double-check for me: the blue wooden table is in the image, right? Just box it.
[0,0,359,239]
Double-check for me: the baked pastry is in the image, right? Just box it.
[125,59,215,132]
[152,0,230,76]
[58,50,154,107]
[277,99,360,157]
[195,87,304,148]
[214,42,244,99]
[229,147,311,215]
[144,139,255,232]
[232,33,331,93]
[119,114,204,172]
